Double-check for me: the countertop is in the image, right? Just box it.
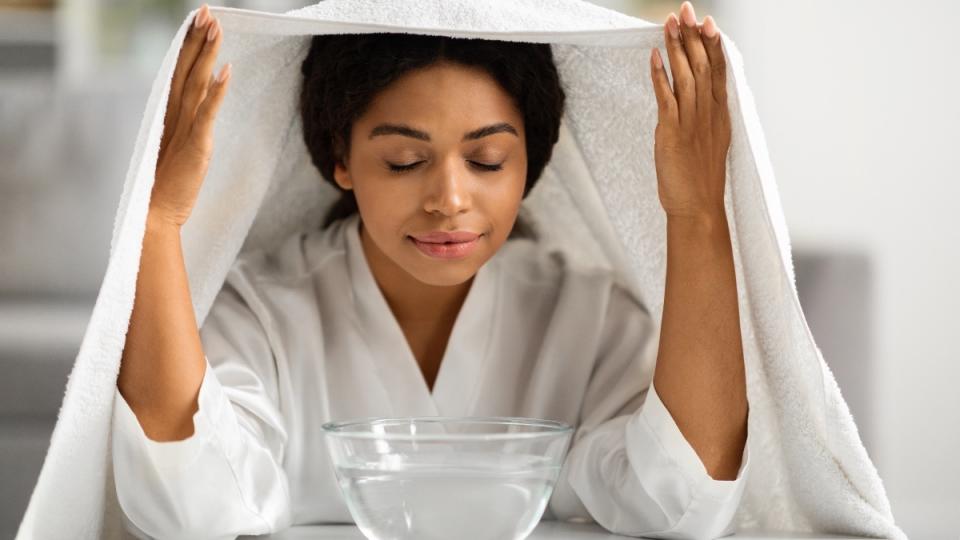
[240,521,875,539]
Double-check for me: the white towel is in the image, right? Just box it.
[16,1,906,538]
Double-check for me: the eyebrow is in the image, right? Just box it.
[368,122,519,142]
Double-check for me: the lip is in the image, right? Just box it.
[408,232,482,260]
[409,230,481,243]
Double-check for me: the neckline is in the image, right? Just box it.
[342,213,499,417]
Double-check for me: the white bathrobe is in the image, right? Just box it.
[111,212,750,540]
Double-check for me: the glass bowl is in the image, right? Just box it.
[321,416,574,540]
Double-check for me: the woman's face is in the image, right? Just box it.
[333,60,527,287]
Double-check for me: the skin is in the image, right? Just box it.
[119,2,748,486]
[649,2,749,481]
[332,61,528,389]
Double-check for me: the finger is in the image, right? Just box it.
[678,2,712,126]
[650,48,677,123]
[165,5,212,148]
[189,63,232,155]
[178,15,223,134]
[664,12,695,128]
[700,15,727,107]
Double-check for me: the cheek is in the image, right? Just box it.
[352,177,416,219]
[351,183,413,253]
[477,172,526,244]
[487,183,523,220]
[486,168,526,212]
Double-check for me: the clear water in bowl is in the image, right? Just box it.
[336,451,560,540]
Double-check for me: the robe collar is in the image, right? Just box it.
[342,213,500,419]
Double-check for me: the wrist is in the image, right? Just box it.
[665,209,734,262]
[146,207,183,236]
[666,208,729,235]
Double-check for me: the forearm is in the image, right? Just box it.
[116,208,206,441]
[653,210,748,480]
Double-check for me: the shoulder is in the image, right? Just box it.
[491,237,648,320]
[226,217,350,290]
[204,218,352,328]
[492,237,635,297]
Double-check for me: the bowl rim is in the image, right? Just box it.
[320,415,575,441]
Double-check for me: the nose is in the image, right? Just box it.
[422,159,472,217]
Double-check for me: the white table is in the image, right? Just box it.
[240,521,873,539]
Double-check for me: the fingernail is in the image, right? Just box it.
[217,63,231,83]
[667,14,680,39]
[681,2,697,27]
[703,16,718,38]
[207,18,218,41]
[652,48,662,69]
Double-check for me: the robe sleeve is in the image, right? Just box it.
[111,275,293,540]
[549,282,751,539]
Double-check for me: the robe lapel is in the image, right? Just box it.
[430,253,498,418]
[344,213,500,419]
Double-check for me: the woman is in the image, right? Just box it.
[113,1,749,538]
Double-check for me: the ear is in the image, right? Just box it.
[333,158,353,191]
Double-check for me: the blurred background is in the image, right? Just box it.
[1,0,957,538]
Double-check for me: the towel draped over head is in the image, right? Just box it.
[16,0,905,538]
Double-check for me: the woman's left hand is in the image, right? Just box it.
[650,1,731,220]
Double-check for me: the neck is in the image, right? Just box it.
[358,219,474,325]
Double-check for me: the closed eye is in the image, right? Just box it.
[387,161,422,173]
[471,161,503,172]
[386,161,504,174]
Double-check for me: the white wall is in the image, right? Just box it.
[714,2,960,538]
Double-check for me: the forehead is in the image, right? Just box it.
[359,62,522,126]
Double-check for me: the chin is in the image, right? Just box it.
[404,260,480,287]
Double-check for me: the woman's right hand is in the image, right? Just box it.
[150,4,231,228]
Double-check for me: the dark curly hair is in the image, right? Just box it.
[299,33,566,238]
